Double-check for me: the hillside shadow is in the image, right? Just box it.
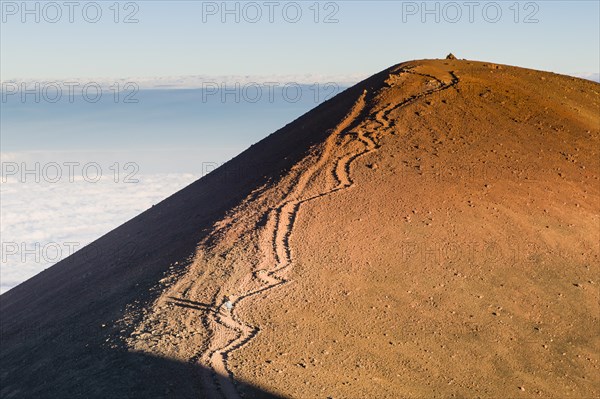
[0,345,287,399]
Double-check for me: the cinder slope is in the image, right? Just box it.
[229,60,600,398]
[1,59,599,399]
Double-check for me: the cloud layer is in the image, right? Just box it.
[1,173,197,294]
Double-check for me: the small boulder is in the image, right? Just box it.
[446,53,457,60]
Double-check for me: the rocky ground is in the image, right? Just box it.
[1,59,598,398]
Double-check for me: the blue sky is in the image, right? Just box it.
[1,1,599,80]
